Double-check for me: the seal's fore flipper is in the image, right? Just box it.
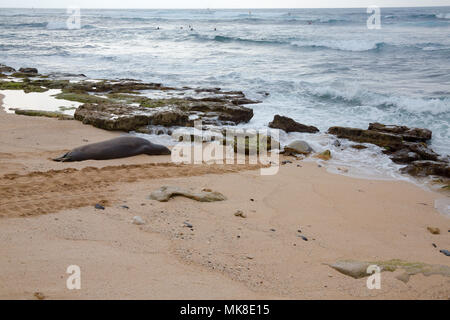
[52,152,70,162]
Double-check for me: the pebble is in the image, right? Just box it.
[94,204,105,210]
[270,228,276,232]
[427,227,440,235]
[120,205,129,209]
[299,235,308,241]
[440,249,450,257]
[183,221,193,228]
[34,292,45,300]
[132,216,146,225]
[432,243,437,248]
[281,160,292,165]
[234,210,247,218]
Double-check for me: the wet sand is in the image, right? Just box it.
[0,94,449,299]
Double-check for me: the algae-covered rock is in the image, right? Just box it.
[149,186,227,202]
[329,259,450,282]
[225,133,280,155]
[316,150,331,161]
[14,109,73,120]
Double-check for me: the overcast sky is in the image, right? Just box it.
[1,0,449,8]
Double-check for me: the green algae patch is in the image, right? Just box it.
[0,81,48,93]
[14,109,74,120]
[140,98,189,109]
[53,92,108,104]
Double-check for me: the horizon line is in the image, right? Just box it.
[1,5,449,9]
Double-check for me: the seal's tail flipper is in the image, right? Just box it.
[52,153,70,162]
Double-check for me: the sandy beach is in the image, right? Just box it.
[0,93,449,300]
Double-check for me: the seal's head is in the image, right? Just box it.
[148,143,171,155]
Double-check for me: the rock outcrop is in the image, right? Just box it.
[0,72,258,130]
[269,115,319,133]
[400,161,450,178]
[328,123,449,178]
[328,126,404,150]
[368,122,432,142]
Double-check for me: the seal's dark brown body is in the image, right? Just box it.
[53,136,171,162]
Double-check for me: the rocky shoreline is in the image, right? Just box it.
[1,64,449,181]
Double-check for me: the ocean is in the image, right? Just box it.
[0,7,449,180]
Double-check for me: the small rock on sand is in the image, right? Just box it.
[427,227,440,235]
[132,216,146,225]
[440,249,450,257]
[234,210,247,218]
[396,272,411,283]
[34,292,45,300]
[329,261,371,279]
[95,204,105,210]
[183,221,193,228]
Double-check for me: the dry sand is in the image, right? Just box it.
[0,94,449,299]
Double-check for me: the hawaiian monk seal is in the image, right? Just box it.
[53,136,171,162]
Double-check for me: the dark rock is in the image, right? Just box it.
[332,140,341,147]
[231,98,260,105]
[95,204,105,210]
[183,222,193,228]
[351,144,367,150]
[19,67,38,74]
[0,64,15,73]
[368,122,432,142]
[427,227,440,235]
[281,160,292,165]
[400,161,450,178]
[403,142,439,161]
[299,235,308,241]
[269,115,319,133]
[328,126,404,150]
[390,149,420,164]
